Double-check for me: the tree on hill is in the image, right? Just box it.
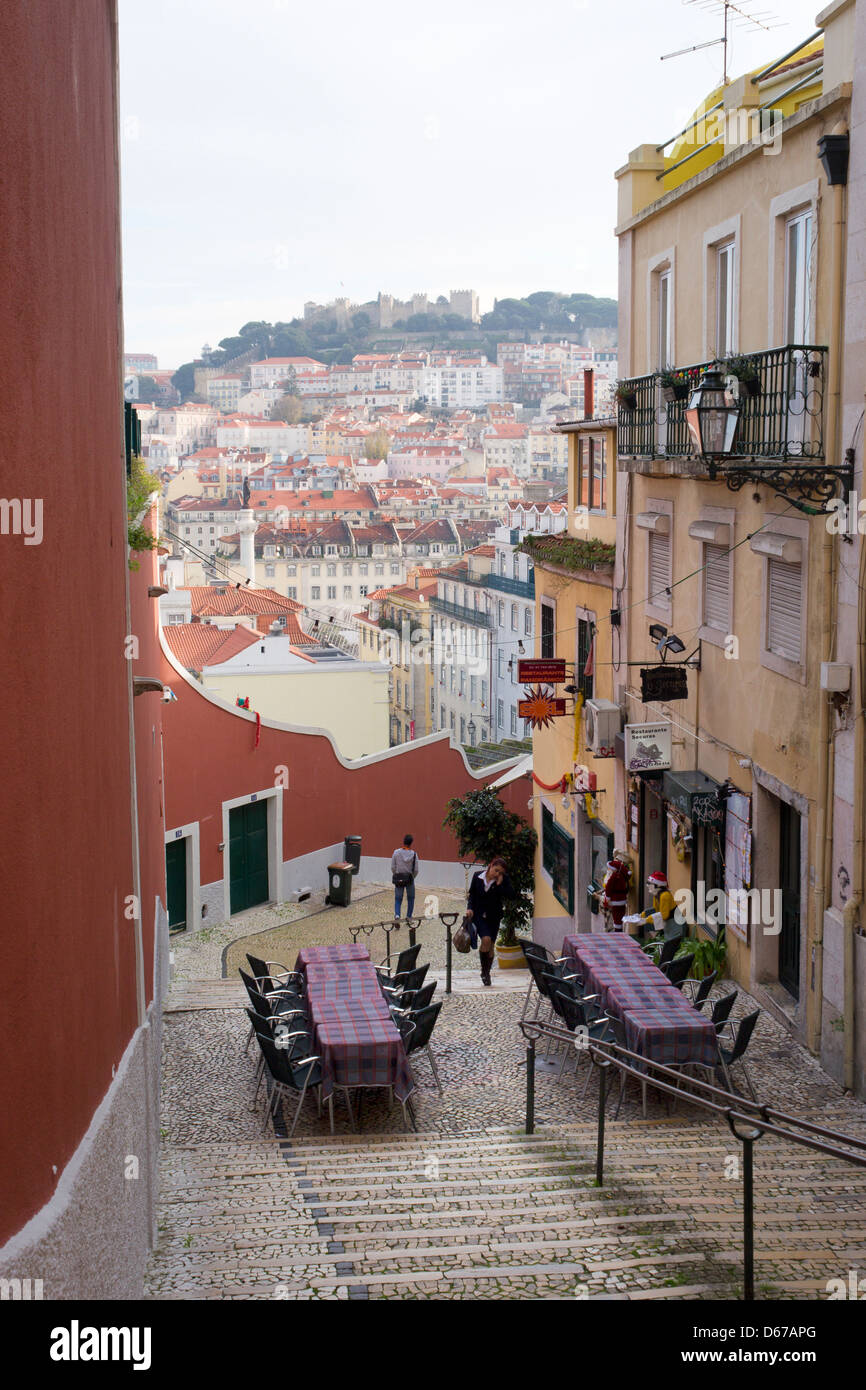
[171,363,196,399]
[273,393,303,424]
[364,428,391,460]
[135,374,161,403]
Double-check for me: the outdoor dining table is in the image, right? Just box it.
[294,943,371,973]
[295,944,416,1127]
[562,932,719,1073]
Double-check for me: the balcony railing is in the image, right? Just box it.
[430,596,492,627]
[616,346,827,463]
[485,572,536,600]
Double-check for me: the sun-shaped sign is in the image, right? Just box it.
[518,685,567,729]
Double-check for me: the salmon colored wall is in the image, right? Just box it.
[131,526,167,997]
[0,1,146,1245]
[158,644,527,883]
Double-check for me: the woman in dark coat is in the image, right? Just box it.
[465,857,512,986]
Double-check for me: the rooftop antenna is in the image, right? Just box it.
[662,0,782,86]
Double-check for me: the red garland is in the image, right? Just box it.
[254,711,261,749]
[532,772,567,792]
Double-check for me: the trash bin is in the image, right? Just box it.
[326,861,353,907]
[344,835,362,876]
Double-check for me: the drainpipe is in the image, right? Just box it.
[810,123,848,1058]
[842,533,866,1090]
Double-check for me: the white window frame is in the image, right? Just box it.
[767,181,818,347]
[646,249,676,373]
[642,497,673,621]
[702,216,740,359]
[757,512,809,683]
[693,505,735,648]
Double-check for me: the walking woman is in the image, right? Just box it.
[465,857,512,986]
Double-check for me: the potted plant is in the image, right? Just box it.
[658,368,692,404]
[724,355,761,398]
[675,925,728,980]
[614,380,638,412]
[443,787,537,970]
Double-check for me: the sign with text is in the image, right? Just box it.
[624,721,672,774]
[517,658,566,684]
[640,665,688,703]
[518,686,567,728]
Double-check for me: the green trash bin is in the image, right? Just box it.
[326,861,353,907]
[344,835,362,876]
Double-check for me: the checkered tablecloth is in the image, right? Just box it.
[563,933,718,1070]
[295,944,371,973]
[305,962,387,1003]
[310,998,415,1103]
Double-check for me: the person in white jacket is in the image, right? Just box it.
[391,834,419,920]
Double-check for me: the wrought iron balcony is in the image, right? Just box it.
[617,346,827,462]
[485,572,535,600]
[430,596,492,627]
[614,346,851,505]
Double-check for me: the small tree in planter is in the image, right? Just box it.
[443,787,537,951]
[723,355,761,397]
[614,380,638,411]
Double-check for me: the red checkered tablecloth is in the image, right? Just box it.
[295,944,370,973]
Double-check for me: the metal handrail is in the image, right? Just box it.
[750,31,822,85]
[518,1015,866,1299]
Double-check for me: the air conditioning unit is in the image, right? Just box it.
[584,698,621,756]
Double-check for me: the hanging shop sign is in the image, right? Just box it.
[624,721,672,774]
[640,665,689,702]
[662,770,725,826]
[517,658,566,684]
[518,686,567,728]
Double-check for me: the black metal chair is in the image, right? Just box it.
[687,970,717,1011]
[400,981,437,1012]
[252,1029,322,1137]
[375,943,422,985]
[663,954,694,989]
[658,936,681,967]
[239,970,307,1052]
[246,953,304,996]
[717,1010,760,1098]
[402,1001,443,1094]
[521,942,575,1019]
[386,963,428,998]
[609,1015,648,1119]
[710,990,739,1032]
[552,987,611,1089]
[245,1007,312,1106]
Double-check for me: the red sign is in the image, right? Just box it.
[517,659,567,684]
[518,686,567,728]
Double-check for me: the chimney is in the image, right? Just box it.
[583,369,594,421]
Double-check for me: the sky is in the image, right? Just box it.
[119,0,826,369]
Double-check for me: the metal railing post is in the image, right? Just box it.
[595,1061,608,1186]
[526,1037,535,1134]
[742,1134,755,1302]
[440,912,458,995]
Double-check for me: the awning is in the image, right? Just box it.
[636,511,670,534]
[688,519,731,546]
[749,532,803,563]
[488,753,532,789]
[662,769,725,825]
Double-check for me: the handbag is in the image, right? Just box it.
[392,851,416,888]
[452,916,472,954]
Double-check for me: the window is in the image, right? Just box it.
[440,705,446,728]
[513,554,519,580]
[648,530,671,610]
[577,436,606,511]
[359,584,368,597]
[481,679,488,706]
[375,564,384,576]
[359,563,368,576]
[460,716,466,744]
[510,707,517,736]
[311,564,320,576]
[577,618,594,701]
[524,608,532,636]
[703,544,730,632]
[327,585,336,600]
[767,557,803,663]
[311,585,320,600]
[390,563,400,575]
[542,805,574,914]
[498,650,504,679]
[287,565,297,576]
[716,241,736,357]
[657,268,672,369]
[265,564,275,578]
[396,679,401,705]
[343,585,352,599]
[541,601,555,659]
[287,586,297,599]
[497,699,504,729]
[498,601,505,626]
[327,563,336,576]
[470,675,477,703]
[510,603,518,630]
[785,210,813,342]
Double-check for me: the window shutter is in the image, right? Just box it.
[767,558,802,662]
[703,544,729,631]
[648,531,670,604]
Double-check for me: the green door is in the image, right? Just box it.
[229,799,270,915]
[166,837,187,933]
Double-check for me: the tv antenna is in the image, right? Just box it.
[661,1,782,86]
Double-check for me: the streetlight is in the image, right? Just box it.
[685,368,741,466]
[467,718,477,745]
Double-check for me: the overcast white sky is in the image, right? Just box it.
[119,0,825,367]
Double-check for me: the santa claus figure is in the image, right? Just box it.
[600,853,632,931]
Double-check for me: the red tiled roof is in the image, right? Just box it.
[163,623,260,670]
[183,586,304,616]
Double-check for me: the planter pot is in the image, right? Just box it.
[673,382,690,401]
[495,943,529,970]
[616,393,637,412]
[661,385,676,404]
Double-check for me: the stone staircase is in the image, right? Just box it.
[145,1116,866,1300]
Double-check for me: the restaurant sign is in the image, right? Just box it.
[640,665,689,702]
[518,686,567,728]
[517,658,567,684]
[624,721,672,774]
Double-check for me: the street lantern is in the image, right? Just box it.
[685,368,741,462]
[467,718,477,745]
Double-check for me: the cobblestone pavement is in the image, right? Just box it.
[149,887,866,1300]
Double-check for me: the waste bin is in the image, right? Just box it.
[344,835,362,876]
[325,861,353,907]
